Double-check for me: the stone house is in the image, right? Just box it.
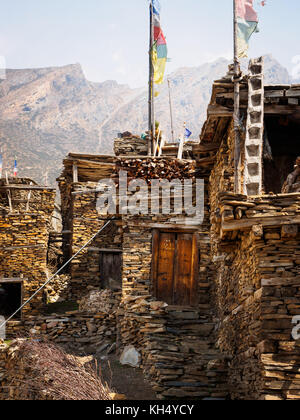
[202,58,300,400]
[2,57,300,400]
[56,58,300,400]
[0,178,56,319]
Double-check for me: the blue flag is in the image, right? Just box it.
[14,158,18,177]
[152,0,161,16]
[185,128,192,139]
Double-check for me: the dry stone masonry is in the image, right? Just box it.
[2,63,300,400]
[0,178,56,316]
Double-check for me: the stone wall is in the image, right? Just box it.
[70,185,122,299]
[57,152,229,399]
[210,183,300,399]
[58,176,123,300]
[119,207,228,399]
[6,308,119,355]
[118,295,228,400]
[0,183,56,317]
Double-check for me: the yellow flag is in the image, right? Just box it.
[152,48,167,85]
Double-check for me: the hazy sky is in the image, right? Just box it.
[0,0,299,88]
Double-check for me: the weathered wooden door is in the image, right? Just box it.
[99,252,122,291]
[152,230,198,306]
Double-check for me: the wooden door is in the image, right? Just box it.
[100,252,122,291]
[152,230,198,306]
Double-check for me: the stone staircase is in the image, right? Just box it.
[141,307,229,400]
[243,57,264,196]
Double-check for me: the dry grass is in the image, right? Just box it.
[12,340,112,400]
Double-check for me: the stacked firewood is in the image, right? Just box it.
[115,158,196,184]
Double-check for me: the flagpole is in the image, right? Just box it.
[233,0,241,194]
[167,79,175,143]
[148,0,155,156]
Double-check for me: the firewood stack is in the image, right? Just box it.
[115,158,196,184]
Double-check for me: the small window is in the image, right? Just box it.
[152,230,198,306]
[0,280,23,319]
[99,251,122,291]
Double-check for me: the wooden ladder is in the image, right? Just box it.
[243,57,264,196]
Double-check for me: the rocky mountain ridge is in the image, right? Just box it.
[0,55,292,184]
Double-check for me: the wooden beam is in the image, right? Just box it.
[286,89,300,97]
[221,214,300,233]
[68,153,115,161]
[264,104,300,115]
[0,245,46,251]
[208,105,233,117]
[26,182,33,212]
[0,278,26,283]
[73,163,78,183]
[150,224,199,232]
[0,185,55,191]
[208,103,300,118]
[72,189,102,196]
[88,248,122,253]
[193,143,220,152]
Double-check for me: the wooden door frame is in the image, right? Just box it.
[99,250,123,290]
[151,229,199,307]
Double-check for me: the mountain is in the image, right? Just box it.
[0,64,140,184]
[0,55,291,185]
[103,55,291,145]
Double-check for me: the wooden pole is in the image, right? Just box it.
[148,1,155,156]
[73,163,78,183]
[26,182,33,212]
[5,171,13,213]
[167,79,175,143]
[233,0,241,194]
[177,122,186,160]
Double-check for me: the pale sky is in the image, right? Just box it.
[0,0,299,88]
